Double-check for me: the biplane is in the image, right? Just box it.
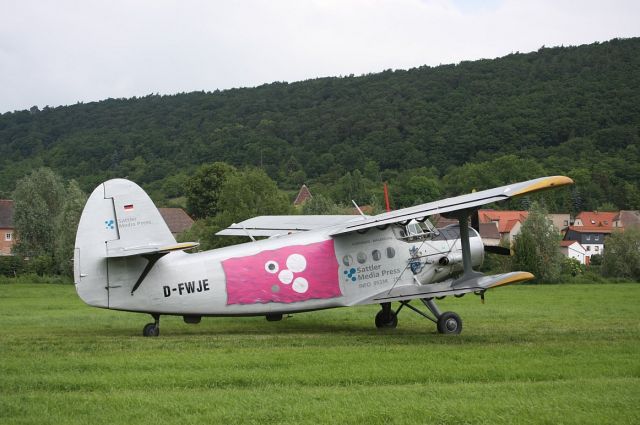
[74,175,572,336]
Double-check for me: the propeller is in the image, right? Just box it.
[483,245,512,256]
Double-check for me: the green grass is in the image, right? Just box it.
[0,283,639,424]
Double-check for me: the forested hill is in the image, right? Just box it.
[1,37,639,210]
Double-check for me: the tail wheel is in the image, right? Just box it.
[437,311,462,334]
[375,309,398,329]
[143,322,159,337]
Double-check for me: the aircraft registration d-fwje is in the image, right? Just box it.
[74,175,573,336]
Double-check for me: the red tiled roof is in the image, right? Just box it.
[478,210,528,233]
[0,200,15,229]
[294,184,312,206]
[567,225,613,234]
[575,211,616,229]
[560,240,578,247]
[158,208,194,234]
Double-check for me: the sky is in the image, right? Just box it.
[1,0,638,113]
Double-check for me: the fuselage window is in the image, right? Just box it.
[357,252,367,264]
[386,247,395,259]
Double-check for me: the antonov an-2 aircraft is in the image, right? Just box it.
[74,175,572,336]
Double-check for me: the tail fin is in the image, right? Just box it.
[74,179,176,307]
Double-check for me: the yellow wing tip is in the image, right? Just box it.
[511,176,574,197]
[490,272,535,288]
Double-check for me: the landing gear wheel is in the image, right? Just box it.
[375,309,398,329]
[143,322,159,337]
[437,312,462,335]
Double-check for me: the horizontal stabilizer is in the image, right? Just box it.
[106,241,199,258]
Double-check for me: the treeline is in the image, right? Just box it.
[0,38,639,211]
[5,167,639,283]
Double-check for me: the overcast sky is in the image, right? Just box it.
[1,0,638,113]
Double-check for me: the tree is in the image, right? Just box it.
[53,180,87,276]
[216,168,292,222]
[185,168,294,250]
[396,176,442,207]
[301,194,343,215]
[602,229,640,280]
[185,162,236,219]
[12,168,86,276]
[512,202,563,283]
[12,168,66,259]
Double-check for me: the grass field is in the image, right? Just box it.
[0,283,639,425]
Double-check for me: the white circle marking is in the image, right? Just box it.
[278,269,294,284]
[265,260,279,274]
[292,277,309,293]
[286,254,307,273]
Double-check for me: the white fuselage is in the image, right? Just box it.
[99,225,483,316]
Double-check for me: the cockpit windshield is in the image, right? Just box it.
[394,218,439,241]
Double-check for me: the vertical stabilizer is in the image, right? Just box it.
[74,179,175,308]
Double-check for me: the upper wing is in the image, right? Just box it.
[330,176,573,236]
[216,215,366,237]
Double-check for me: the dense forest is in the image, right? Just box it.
[1,37,639,212]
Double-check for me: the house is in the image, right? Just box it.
[430,214,458,229]
[566,211,617,258]
[560,240,587,264]
[478,210,529,246]
[547,213,571,233]
[293,184,312,206]
[613,210,640,229]
[478,222,501,246]
[158,208,194,237]
[574,211,616,229]
[563,225,611,258]
[0,200,15,255]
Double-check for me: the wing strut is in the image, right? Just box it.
[453,209,483,285]
[130,253,167,295]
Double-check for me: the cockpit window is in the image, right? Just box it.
[393,218,438,241]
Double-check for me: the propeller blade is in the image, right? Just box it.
[471,208,480,231]
[484,245,511,256]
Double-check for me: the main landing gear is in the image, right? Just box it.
[374,299,462,334]
[142,314,160,337]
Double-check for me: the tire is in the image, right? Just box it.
[375,309,398,329]
[143,323,159,337]
[437,312,462,335]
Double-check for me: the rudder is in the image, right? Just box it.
[74,179,176,308]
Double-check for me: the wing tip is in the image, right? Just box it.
[489,271,535,288]
[511,176,574,197]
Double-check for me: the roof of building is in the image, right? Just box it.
[293,184,312,206]
[478,210,528,233]
[430,214,458,228]
[560,240,578,247]
[575,211,617,229]
[479,222,500,240]
[566,225,614,234]
[0,200,15,229]
[158,208,194,234]
[614,210,640,228]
